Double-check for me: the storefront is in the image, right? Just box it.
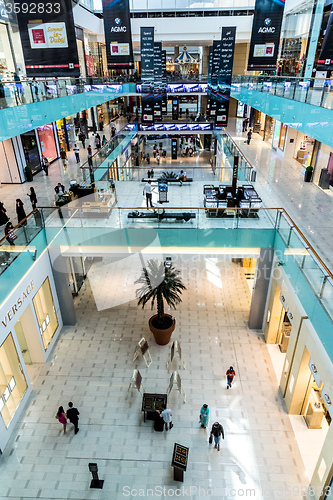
[0,252,62,451]
[312,142,333,189]
[264,265,332,489]
[0,19,25,78]
[263,115,275,146]
[21,130,41,176]
[56,117,76,151]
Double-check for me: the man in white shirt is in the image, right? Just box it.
[159,405,173,431]
[73,144,80,163]
[143,180,153,208]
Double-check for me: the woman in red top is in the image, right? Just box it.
[226,366,236,389]
[56,406,67,434]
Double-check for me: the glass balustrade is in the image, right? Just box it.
[232,75,333,111]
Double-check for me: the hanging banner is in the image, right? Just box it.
[317,6,333,71]
[16,0,79,77]
[103,0,134,70]
[161,49,167,115]
[154,42,163,120]
[206,46,213,117]
[208,41,221,118]
[216,26,236,127]
[141,27,155,123]
[247,0,285,71]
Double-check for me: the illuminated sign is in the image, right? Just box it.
[171,443,189,471]
[2,281,34,327]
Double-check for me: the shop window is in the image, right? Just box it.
[0,334,27,428]
[37,124,57,163]
[32,278,58,350]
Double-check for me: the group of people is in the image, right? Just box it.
[1,189,38,246]
[152,367,235,451]
[55,402,80,435]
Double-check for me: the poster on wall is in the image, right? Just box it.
[317,6,333,71]
[216,26,236,127]
[161,49,167,115]
[141,27,155,123]
[16,0,79,77]
[247,0,285,71]
[207,41,221,118]
[102,0,134,70]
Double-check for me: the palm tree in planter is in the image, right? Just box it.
[135,259,186,345]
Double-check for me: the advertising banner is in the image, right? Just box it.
[161,49,167,115]
[208,41,221,118]
[154,42,163,120]
[141,27,155,123]
[16,0,79,77]
[216,26,236,127]
[317,6,333,71]
[207,46,213,116]
[247,0,285,71]
[102,0,134,70]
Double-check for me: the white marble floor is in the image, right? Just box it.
[227,118,333,269]
[0,257,308,500]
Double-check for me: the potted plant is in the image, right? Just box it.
[135,259,186,345]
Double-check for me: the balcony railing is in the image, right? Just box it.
[231,75,333,111]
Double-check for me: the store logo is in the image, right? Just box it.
[2,281,34,328]
[258,18,275,33]
[111,17,127,32]
[310,363,318,375]
[323,393,332,406]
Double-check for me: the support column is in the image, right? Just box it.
[48,247,77,326]
[303,0,325,77]
[248,248,275,330]
[201,46,209,75]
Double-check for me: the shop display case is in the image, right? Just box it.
[305,390,324,429]
[81,192,115,217]
[203,184,262,218]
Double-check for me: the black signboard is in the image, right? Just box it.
[317,7,333,71]
[171,443,189,471]
[154,42,163,120]
[161,49,168,115]
[207,46,213,117]
[247,0,285,71]
[216,26,236,127]
[102,0,134,70]
[16,0,79,77]
[141,27,155,123]
[208,41,221,118]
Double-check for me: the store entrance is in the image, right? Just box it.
[265,285,291,382]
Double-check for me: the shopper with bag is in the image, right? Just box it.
[209,421,224,451]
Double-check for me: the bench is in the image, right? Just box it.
[128,211,195,222]
[141,177,193,183]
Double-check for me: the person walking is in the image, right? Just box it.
[94,134,101,149]
[5,221,16,246]
[27,187,37,210]
[55,406,67,434]
[78,131,86,149]
[159,404,173,431]
[156,153,160,165]
[16,199,27,226]
[42,155,49,176]
[0,201,9,226]
[87,145,93,168]
[242,119,247,132]
[102,135,107,146]
[247,128,252,145]
[60,148,68,169]
[73,144,80,163]
[146,153,150,165]
[199,404,209,429]
[210,421,224,451]
[153,148,157,159]
[226,366,236,389]
[66,402,80,434]
[143,180,153,208]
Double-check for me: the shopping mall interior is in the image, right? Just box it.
[0,0,332,499]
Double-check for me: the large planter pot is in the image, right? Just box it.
[148,314,176,345]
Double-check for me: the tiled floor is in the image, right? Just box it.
[0,257,308,500]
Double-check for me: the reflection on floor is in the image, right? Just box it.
[1,256,307,499]
[267,344,286,387]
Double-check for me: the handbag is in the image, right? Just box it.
[209,435,213,444]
